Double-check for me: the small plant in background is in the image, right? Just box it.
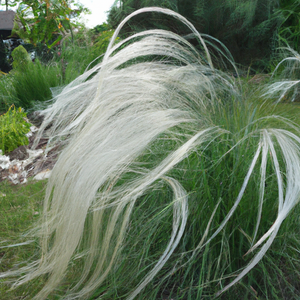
[11,45,32,71]
[0,105,31,154]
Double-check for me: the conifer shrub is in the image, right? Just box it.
[11,45,32,71]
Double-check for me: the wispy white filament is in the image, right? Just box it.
[264,47,300,102]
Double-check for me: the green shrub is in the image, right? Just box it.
[0,105,31,154]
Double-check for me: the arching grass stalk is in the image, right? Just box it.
[1,7,300,300]
[264,47,300,102]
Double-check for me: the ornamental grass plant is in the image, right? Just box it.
[1,7,300,300]
[11,59,62,110]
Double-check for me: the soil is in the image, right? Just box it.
[0,113,60,184]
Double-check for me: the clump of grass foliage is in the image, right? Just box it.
[0,46,61,111]
[1,7,300,300]
[11,59,61,110]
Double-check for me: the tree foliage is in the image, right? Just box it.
[277,0,300,52]
[107,0,283,70]
[0,0,18,11]
[5,0,88,49]
[0,39,10,73]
